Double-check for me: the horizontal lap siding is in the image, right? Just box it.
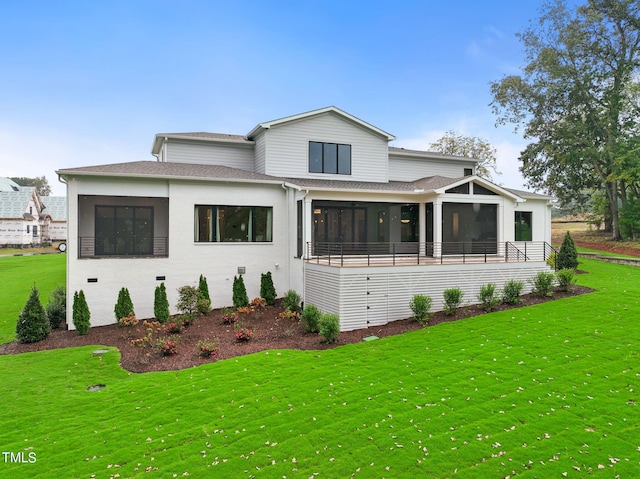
[264,113,389,183]
[388,157,474,182]
[305,262,552,331]
[167,142,255,171]
[304,266,341,316]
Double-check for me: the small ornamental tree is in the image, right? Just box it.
[260,272,277,306]
[176,285,199,315]
[557,232,579,270]
[16,285,50,343]
[232,275,249,308]
[154,282,170,323]
[73,290,91,335]
[114,287,134,321]
[197,275,211,315]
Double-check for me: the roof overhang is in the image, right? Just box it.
[151,134,254,155]
[246,106,396,141]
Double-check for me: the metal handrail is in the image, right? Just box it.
[78,236,169,258]
[306,241,550,266]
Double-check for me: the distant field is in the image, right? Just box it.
[0,254,66,344]
[0,255,639,477]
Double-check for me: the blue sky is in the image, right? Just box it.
[0,0,555,195]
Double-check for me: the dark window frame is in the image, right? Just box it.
[94,205,154,256]
[194,205,273,243]
[308,141,351,175]
[515,211,533,241]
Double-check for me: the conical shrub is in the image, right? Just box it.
[232,275,249,308]
[154,282,170,323]
[72,290,91,335]
[16,285,50,343]
[557,231,579,270]
[114,287,134,321]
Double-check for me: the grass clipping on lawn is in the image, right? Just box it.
[0,258,639,477]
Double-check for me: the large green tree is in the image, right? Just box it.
[429,131,501,182]
[490,0,640,239]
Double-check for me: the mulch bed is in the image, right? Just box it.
[0,286,593,373]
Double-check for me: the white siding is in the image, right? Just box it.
[254,132,266,174]
[305,262,552,331]
[389,156,475,181]
[66,179,289,328]
[263,112,389,183]
[508,200,553,244]
[166,141,255,171]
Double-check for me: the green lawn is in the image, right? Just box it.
[1,257,639,477]
[0,254,66,344]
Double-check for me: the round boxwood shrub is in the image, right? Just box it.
[318,313,340,344]
[301,304,321,333]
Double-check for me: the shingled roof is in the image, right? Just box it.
[57,161,281,184]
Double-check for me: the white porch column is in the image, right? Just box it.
[434,199,443,258]
[304,198,313,257]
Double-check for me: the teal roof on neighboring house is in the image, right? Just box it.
[0,186,36,219]
[0,177,21,192]
[41,196,67,221]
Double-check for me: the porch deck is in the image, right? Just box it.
[306,241,555,267]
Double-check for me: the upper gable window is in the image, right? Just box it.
[473,183,498,195]
[309,141,351,175]
[445,183,470,194]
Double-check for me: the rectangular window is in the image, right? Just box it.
[95,205,154,256]
[33,225,38,236]
[194,205,272,243]
[515,211,533,241]
[309,141,351,175]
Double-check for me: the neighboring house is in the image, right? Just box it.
[0,178,68,246]
[41,195,68,241]
[57,106,554,331]
[0,179,45,246]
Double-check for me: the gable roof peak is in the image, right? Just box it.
[246,106,396,141]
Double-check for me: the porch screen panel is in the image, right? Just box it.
[442,203,497,254]
[95,205,153,256]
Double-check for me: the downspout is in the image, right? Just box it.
[281,182,305,298]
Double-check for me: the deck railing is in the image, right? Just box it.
[306,241,554,267]
[78,236,168,258]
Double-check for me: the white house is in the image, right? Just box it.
[57,107,554,330]
[0,178,68,246]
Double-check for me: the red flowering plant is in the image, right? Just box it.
[235,327,254,342]
[157,336,179,355]
[164,322,184,334]
[221,311,237,325]
[197,339,219,358]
